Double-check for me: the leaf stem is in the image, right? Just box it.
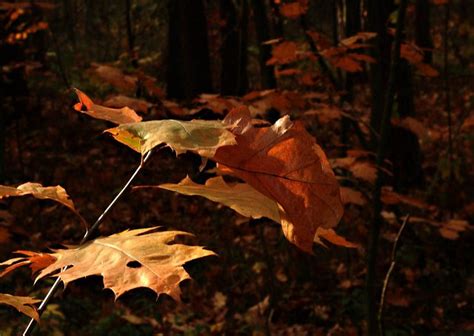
[22,150,153,336]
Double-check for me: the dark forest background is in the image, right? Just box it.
[0,0,473,335]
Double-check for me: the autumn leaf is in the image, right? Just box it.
[103,95,152,114]
[340,32,377,47]
[158,176,281,223]
[340,187,366,206]
[73,89,142,125]
[0,250,56,278]
[0,293,41,321]
[315,228,359,248]
[212,107,344,252]
[106,119,236,157]
[414,62,439,77]
[90,64,138,93]
[156,176,354,249]
[32,228,215,300]
[381,187,434,210]
[266,41,299,65]
[279,1,308,19]
[438,220,470,240]
[0,182,86,226]
[331,157,378,184]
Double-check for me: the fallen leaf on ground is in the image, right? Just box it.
[103,95,152,114]
[340,187,366,206]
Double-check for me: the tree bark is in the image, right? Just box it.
[220,0,249,95]
[367,0,394,146]
[366,0,408,335]
[167,0,213,100]
[251,0,276,89]
[415,0,433,63]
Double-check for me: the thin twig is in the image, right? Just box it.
[23,150,154,336]
[366,0,408,334]
[378,214,410,336]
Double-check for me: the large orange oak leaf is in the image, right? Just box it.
[34,228,215,300]
[0,182,86,227]
[73,89,142,125]
[212,107,344,252]
[106,119,236,157]
[0,293,41,321]
[157,176,356,249]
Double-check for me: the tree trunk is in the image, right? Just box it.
[220,0,249,95]
[340,0,361,150]
[167,0,212,100]
[367,0,394,146]
[415,0,433,63]
[251,0,276,89]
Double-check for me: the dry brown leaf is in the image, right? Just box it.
[158,176,354,249]
[315,228,360,248]
[0,251,56,278]
[280,1,308,19]
[103,95,152,114]
[0,182,86,226]
[35,228,215,300]
[304,104,342,124]
[340,32,377,46]
[381,187,434,210]
[213,107,344,252]
[415,62,439,77]
[74,89,142,125]
[191,94,241,115]
[91,64,138,93]
[158,176,281,223]
[439,220,470,240]
[266,41,299,65]
[0,293,41,321]
[340,187,366,206]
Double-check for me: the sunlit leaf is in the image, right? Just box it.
[0,182,86,226]
[0,251,56,278]
[74,89,142,125]
[212,107,344,252]
[107,119,236,157]
[0,293,41,321]
[18,228,216,300]
[158,176,281,223]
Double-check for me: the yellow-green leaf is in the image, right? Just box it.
[106,119,236,157]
